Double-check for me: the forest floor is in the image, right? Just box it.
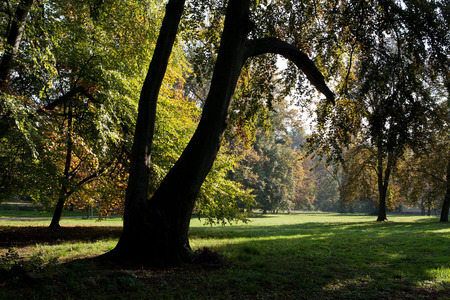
[0,213,449,299]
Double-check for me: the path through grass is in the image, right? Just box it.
[1,213,448,299]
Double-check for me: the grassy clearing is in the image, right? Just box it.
[0,215,123,226]
[1,212,449,299]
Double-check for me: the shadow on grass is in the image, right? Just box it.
[0,226,122,248]
[189,220,449,240]
[191,221,449,299]
[210,234,449,299]
[1,218,449,299]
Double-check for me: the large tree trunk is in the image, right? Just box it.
[0,0,34,86]
[377,186,388,221]
[440,159,449,222]
[108,0,334,268]
[120,0,186,223]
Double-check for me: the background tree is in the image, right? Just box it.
[396,102,449,221]
[304,0,448,221]
[291,156,317,211]
[231,99,304,213]
[0,0,167,227]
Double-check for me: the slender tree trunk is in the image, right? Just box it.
[440,159,449,222]
[376,146,389,221]
[0,0,34,86]
[49,104,73,229]
[123,0,186,211]
[49,196,66,229]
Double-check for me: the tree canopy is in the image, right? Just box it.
[304,0,449,221]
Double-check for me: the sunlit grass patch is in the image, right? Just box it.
[0,216,124,227]
[425,267,450,283]
[30,239,117,262]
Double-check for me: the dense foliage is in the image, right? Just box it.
[0,0,253,225]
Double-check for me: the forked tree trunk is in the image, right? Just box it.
[110,0,253,267]
[108,0,334,267]
[122,0,186,214]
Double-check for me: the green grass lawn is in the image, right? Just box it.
[1,212,449,299]
[0,206,110,219]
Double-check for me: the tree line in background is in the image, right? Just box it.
[1,0,448,266]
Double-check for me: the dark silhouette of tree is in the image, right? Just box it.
[108,0,333,267]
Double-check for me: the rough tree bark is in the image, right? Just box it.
[0,0,34,86]
[108,0,334,267]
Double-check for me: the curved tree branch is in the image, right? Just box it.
[245,37,335,103]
